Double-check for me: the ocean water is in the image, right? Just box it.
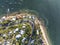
[0,0,60,45]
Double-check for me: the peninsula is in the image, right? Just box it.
[0,10,51,45]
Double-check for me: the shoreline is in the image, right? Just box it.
[39,22,52,45]
[0,13,52,45]
[34,17,52,45]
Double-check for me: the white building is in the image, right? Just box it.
[32,16,35,20]
[20,30,25,35]
[16,34,21,39]
[13,30,16,34]
[22,37,26,43]
[15,28,19,32]
[29,16,32,19]
[11,17,16,21]
[2,16,6,20]
[14,28,19,33]
[6,41,10,45]
[0,42,2,45]
[23,15,26,18]
[3,34,7,37]
[9,31,12,34]
[36,30,39,35]
[22,25,26,29]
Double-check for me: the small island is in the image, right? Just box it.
[0,10,51,45]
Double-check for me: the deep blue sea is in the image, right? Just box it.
[0,0,60,45]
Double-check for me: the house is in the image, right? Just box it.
[13,30,16,34]
[31,40,35,44]
[32,16,35,20]
[9,31,12,34]
[22,37,26,43]
[11,17,16,21]
[36,30,39,35]
[6,41,10,45]
[1,16,6,20]
[12,44,16,45]
[3,40,7,45]
[16,34,21,40]
[15,28,19,32]
[0,42,2,45]
[3,34,7,37]
[20,30,25,35]
[29,16,31,19]
[23,15,26,18]
[22,25,26,29]
[13,28,19,34]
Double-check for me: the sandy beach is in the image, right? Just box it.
[39,21,52,45]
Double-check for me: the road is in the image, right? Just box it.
[39,20,51,45]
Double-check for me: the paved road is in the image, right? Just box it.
[22,19,35,45]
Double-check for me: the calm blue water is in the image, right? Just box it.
[0,0,60,45]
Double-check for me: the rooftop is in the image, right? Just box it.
[0,11,48,45]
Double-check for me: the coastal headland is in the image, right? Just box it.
[0,10,51,45]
